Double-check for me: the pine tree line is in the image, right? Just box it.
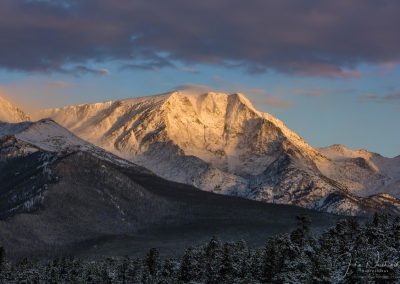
[0,214,399,283]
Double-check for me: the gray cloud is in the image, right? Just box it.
[1,0,400,76]
[174,84,213,94]
[121,56,176,71]
[65,66,110,76]
[359,92,400,103]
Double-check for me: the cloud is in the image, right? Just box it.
[0,79,74,111]
[174,84,213,94]
[289,88,324,97]
[263,97,294,108]
[65,66,110,76]
[376,61,400,75]
[359,92,400,103]
[288,64,362,79]
[212,76,296,108]
[121,54,176,71]
[241,88,294,108]
[45,80,71,89]
[175,82,294,108]
[180,67,200,74]
[1,0,400,77]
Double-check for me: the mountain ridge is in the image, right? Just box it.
[0,118,344,259]
[31,91,400,216]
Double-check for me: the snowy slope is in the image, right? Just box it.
[0,119,89,153]
[34,92,323,173]
[318,144,400,197]
[0,119,147,171]
[34,92,322,170]
[0,96,30,123]
[0,118,346,258]
[33,92,321,192]
[0,140,344,260]
[33,91,400,216]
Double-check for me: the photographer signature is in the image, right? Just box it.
[334,251,399,281]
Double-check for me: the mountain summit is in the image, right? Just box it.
[34,91,321,171]
[34,91,400,215]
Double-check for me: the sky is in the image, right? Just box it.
[0,0,399,157]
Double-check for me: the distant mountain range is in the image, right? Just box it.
[0,99,342,259]
[28,91,400,216]
[1,92,399,218]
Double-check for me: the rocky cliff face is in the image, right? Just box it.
[33,91,400,216]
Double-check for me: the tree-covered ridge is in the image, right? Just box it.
[1,214,399,283]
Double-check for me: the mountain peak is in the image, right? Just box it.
[34,90,320,176]
[229,92,256,108]
[167,91,256,109]
[0,96,30,123]
[323,144,349,153]
[0,118,89,152]
[319,143,378,160]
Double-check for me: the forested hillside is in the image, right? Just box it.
[1,214,398,283]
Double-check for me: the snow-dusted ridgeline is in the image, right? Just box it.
[32,91,400,216]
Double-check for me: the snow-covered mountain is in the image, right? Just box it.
[0,117,155,221]
[0,96,30,123]
[318,144,400,197]
[33,91,400,216]
[0,118,343,258]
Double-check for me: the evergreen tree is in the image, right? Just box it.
[232,240,250,279]
[123,257,143,283]
[159,258,177,283]
[204,236,223,283]
[261,238,278,282]
[179,247,203,282]
[118,256,130,283]
[219,243,234,282]
[250,249,263,282]
[0,246,4,273]
[290,215,311,246]
[100,265,112,284]
[145,247,160,276]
